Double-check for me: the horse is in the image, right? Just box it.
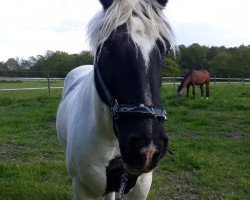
[177,70,210,99]
[56,0,176,199]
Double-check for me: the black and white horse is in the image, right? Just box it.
[56,0,176,199]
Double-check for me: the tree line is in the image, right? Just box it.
[0,50,92,78]
[1,44,250,78]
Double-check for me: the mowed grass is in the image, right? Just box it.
[0,82,249,200]
[149,83,250,200]
[0,80,63,89]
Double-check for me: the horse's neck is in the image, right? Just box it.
[72,71,118,163]
[182,76,191,88]
[81,72,115,138]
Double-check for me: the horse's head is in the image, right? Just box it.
[177,85,184,97]
[90,0,176,175]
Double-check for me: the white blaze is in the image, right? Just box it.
[129,16,156,68]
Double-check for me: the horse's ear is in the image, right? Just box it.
[156,0,168,7]
[99,0,114,10]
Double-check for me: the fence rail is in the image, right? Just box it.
[0,76,249,93]
[0,77,64,82]
[162,77,250,82]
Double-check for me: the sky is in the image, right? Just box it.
[0,0,250,62]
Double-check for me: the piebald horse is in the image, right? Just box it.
[177,70,210,99]
[56,0,176,199]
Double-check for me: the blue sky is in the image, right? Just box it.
[0,0,250,61]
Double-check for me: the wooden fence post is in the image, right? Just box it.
[242,77,244,85]
[47,72,51,95]
[173,76,176,88]
[229,76,231,84]
[214,75,216,85]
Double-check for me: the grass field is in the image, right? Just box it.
[0,82,249,200]
[0,80,63,89]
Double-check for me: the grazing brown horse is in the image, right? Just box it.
[177,70,210,98]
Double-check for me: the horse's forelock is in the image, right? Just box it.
[87,0,177,58]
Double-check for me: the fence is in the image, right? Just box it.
[0,76,249,94]
[162,76,250,85]
[0,77,64,94]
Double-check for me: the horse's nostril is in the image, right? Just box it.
[151,152,160,166]
[144,147,156,167]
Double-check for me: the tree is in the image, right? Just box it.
[163,58,180,77]
[0,61,7,76]
[1,45,249,78]
[208,51,232,77]
[178,43,209,71]
[4,58,20,71]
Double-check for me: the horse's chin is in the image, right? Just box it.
[124,164,154,175]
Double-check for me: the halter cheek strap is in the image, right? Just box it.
[95,66,167,137]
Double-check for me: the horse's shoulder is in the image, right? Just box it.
[62,65,94,99]
[66,65,94,81]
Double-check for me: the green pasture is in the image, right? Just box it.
[0,82,249,200]
[0,81,64,89]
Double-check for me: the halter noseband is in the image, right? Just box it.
[95,66,167,137]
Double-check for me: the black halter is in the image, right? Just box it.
[95,66,167,137]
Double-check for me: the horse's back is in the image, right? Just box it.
[200,70,210,82]
[62,65,94,98]
[192,70,210,84]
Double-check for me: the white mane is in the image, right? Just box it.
[87,0,177,57]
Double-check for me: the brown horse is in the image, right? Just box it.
[177,70,210,98]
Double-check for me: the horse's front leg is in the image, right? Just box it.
[72,178,89,200]
[186,85,190,98]
[205,83,210,98]
[200,84,204,98]
[105,192,115,200]
[72,177,104,200]
[192,84,195,98]
[125,172,152,200]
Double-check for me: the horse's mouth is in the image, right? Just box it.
[124,163,154,175]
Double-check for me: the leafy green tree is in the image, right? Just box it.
[178,43,209,71]
[163,58,180,77]
[208,51,232,77]
[4,58,20,71]
[1,45,250,78]
[0,61,7,76]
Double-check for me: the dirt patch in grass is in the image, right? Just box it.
[226,132,248,140]
[0,143,23,162]
[166,177,199,200]
[0,142,59,163]
[152,171,201,200]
